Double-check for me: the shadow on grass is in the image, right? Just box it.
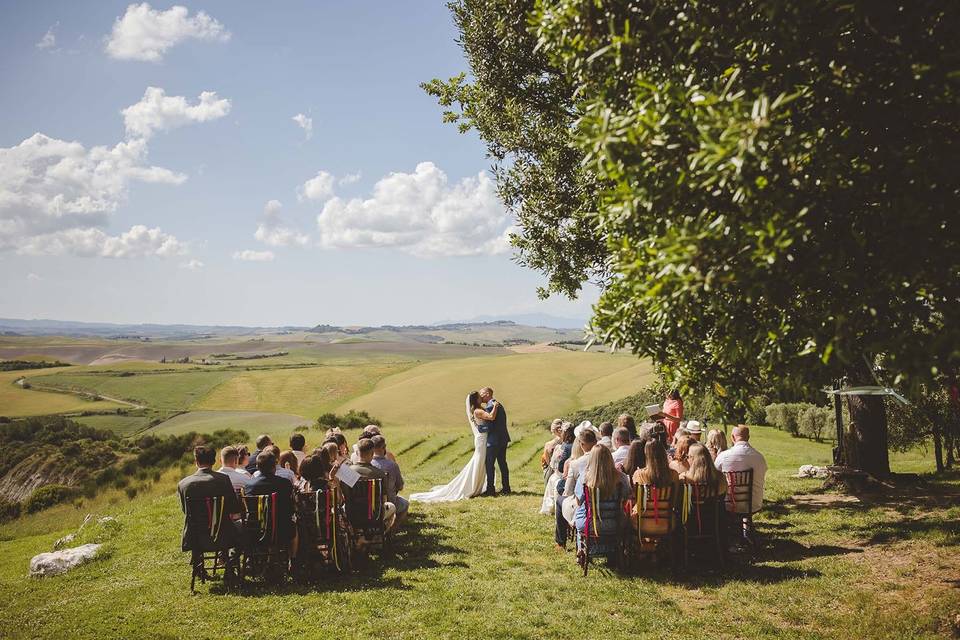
[207,511,466,596]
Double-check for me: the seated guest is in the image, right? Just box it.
[597,421,615,451]
[325,432,350,462]
[246,434,273,473]
[370,435,408,528]
[630,440,680,532]
[621,438,647,481]
[685,420,704,442]
[541,422,573,516]
[290,433,307,464]
[540,419,564,482]
[278,450,306,490]
[343,438,397,531]
[574,446,631,536]
[632,439,680,488]
[558,429,598,542]
[245,452,296,551]
[235,445,253,476]
[252,445,297,485]
[649,421,669,447]
[617,413,637,440]
[681,443,728,495]
[670,436,693,476]
[706,429,728,460]
[178,445,243,550]
[611,427,632,469]
[217,445,251,492]
[714,425,767,513]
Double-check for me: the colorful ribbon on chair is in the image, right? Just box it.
[205,496,224,542]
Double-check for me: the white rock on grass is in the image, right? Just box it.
[29,544,102,578]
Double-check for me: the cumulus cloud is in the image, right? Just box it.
[253,199,308,247]
[27,273,42,281]
[18,225,186,258]
[181,258,204,270]
[122,86,230,139]
[36,24,57,50]
[292,113,312,140]
[339,172,361,185]
[105,3,230,62]
[233,249,274,262]
[0,88,226,257]
[299,171,335,202]
[315,162,513,257]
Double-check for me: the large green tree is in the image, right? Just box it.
[431,0,960,477]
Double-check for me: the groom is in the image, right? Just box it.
[480,386,511,496]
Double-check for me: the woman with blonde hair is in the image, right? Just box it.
[705,429,728,460]
[540,421,572,515]
[682,443,728,495]
[573,446,630,535]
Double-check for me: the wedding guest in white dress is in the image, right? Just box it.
[539,422,573,514]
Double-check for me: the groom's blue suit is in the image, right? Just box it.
[484,399,511,494]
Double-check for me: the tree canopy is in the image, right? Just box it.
[429,1,960,474]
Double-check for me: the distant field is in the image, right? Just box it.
[0,369,123,418]
[73,413,154,437]
[195,362,413,418]
[27,369,237,411]
[143,410,310,437]
[338,350,656,429]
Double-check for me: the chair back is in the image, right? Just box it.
[681,482,723,535]
[635,483,678,536]
[184,496,230,551]
[243,492,280,545]
[724,469,754,514]
[581,483,625,540]
[296,487,339,543]
[345,477,386,530]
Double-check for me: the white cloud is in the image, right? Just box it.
[233,249,274,262]
[27,273,42,281]
[253,199,308,247]
[315,162,513,257]
[105,3,230,62]
[339,172,361,185]
[0,89,225,257]
[122,87,230,139]
[18,225,186,258]
[299,171,335,202]
[36,24,57,50]
[181,258,204,270]
[292,113,313,140]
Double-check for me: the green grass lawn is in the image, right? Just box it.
[339,350,656,429]
[0,424,956,639]
[143,410,311,436]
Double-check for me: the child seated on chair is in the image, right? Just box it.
[630,440,680,535]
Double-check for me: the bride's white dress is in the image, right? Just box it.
[410,395,487,503]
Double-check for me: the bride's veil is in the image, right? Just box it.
[465,393,475,425]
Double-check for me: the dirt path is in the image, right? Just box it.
[17,378,146,410]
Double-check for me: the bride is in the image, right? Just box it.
[410,391,500,503]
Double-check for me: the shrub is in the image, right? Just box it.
[24,484,76,513]
[798,405,833,442]
[764,403,808,435]
[124,486,138,500]
[0,497,21,522]
[316,410,381,431]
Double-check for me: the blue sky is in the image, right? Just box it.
[0,1,597,326]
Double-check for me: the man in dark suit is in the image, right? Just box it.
[245,451,296,546]
[177,445,243,551]
[480,386,511,496]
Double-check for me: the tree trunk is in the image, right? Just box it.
[931,421,945,473]
[843,364,891,478]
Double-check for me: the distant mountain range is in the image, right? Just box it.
[441,313,588,330]
[0,314,589,338]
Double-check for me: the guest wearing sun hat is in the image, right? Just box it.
[685,420,704,441]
